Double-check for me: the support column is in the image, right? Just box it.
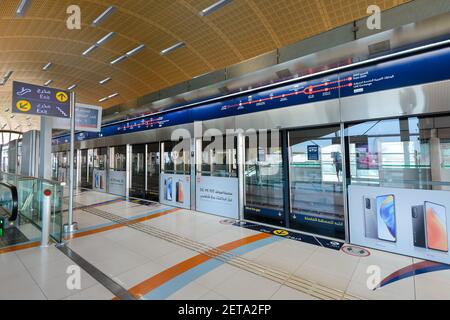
[39,117,53,180]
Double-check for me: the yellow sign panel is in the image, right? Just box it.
[273,229,289,236]
[56,91,69,103]
[16,100,31,112]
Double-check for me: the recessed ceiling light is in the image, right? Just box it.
[110,55,127,65]
[82,32,116,56]
[67,84,77,90]
[126,44,145,57]
[160,42,185,56]
[99,77,112,85]
[4,108,10,112]
[92,6,116,27]
[10,115,15,119]
[110,44,145,65]
[97,32,116,46]
[199,0,232,17]
[42,62,52,71]
[16,0,32,17]
[99,92,119,102]
[44,80,53,86]
[0,71,13,85]
[82,45,97,56]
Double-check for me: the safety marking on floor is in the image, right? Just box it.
[70,206,172,234]
[273,229,289,236]
[65,207,180,240]
[341,245,370,257]
[119,233,276,300]
[234,221,344,251]
[57,243,136,300]
[378,260,450,289]
[0,240,40,255]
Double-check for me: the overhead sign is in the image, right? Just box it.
[53,103,102,132]
[12,81,70,118]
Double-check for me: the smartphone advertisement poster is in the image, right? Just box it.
[160,173,190,209]
[93,169,107,193]
[349,185,450,264]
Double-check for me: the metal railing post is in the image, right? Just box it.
[41,188,52,247]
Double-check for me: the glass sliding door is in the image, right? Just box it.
[108,146,127,196]
[146,143,160,202]
[244,131,285,227]
[196,134,239,219]
[80,149,91,188]
[288,126,345,239]
[93,147,107,192]
[160,140,191,209]
[130,144,146,199]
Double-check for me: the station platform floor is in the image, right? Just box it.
[1,190,449,300]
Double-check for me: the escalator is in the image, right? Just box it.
[0,182,29,247]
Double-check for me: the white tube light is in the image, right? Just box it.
[99,77,112,85]
[44,80,53,86]
[160,42,185,56]
[92,6,116,27]
[199,0,232,16]
[42,62,52,71]
[16,0,31,17]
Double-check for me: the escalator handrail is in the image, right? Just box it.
[0,182,18,222]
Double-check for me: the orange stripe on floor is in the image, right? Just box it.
[0,241,40,254]
[117,232,272,300]
[65,207,180,240]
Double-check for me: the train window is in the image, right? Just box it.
[109,145,127,172]
[199,135,237,177]
[345,116,450,190]
[288,126,345,239]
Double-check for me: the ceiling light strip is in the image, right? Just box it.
[42,62,52,71]
[92,6,116,27]
[99,93,119,102]
[160,42,185,56]
[82,32,116,56]
[200,0,232,16]
[99,77,112,85]
[110,44,145,65]
[16,0,32,17]
[44,80,53,86]
[67,84,77,90]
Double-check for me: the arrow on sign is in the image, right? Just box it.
[56,106,68,117]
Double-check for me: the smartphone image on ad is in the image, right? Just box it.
[176,180,184,204]
[425,201,448,252]
[166,178,173,201]
[363,196,378,239]
[376,195,396,242]
[412,205,426,248]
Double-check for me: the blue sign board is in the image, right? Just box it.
[53,46,450,145]
[12,81,71,119]
[307,145,320,161]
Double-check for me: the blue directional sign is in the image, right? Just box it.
[12,81,71,118]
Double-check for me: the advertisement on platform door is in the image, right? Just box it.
[349,185,450,264]
[108,171,127,196]
[196,176,239,219]
[160,173,190,209]
[93,169,107,193]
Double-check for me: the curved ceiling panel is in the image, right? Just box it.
[0,0,409,132]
